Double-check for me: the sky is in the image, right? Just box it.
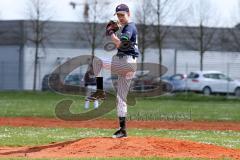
[0,0,239,27]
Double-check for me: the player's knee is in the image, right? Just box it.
[92,57,103,76]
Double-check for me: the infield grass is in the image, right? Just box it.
[0,91,240,121]
[0,126,239,149]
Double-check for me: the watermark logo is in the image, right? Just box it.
[104,42,116,51]
[49,55,172,121]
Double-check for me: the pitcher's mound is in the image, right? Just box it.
[1,137,240,159]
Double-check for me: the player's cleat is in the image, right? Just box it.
[112,128,127,138]
[87,90,106,101]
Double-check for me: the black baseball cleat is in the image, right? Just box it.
[112,129,127,138]
[87,90,106,101]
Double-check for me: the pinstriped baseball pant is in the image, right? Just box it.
[92,55,137,117]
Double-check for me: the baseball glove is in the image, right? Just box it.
[106,20,120,36]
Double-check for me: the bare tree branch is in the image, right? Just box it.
[176,0,218,71]
[151,0,176,78]
[135,0,153,81]
[25,0,55,91]
[73,0,111,61]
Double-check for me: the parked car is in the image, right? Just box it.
[64,74,84,86]
[104,75,118,90]
[104,71,154,91]
[42,73,61,91]
[154,74,187,92]
[131,73,154,91]
[131,74,172,92]
[187,71,240,97]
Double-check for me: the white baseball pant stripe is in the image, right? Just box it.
[93,55,137,117]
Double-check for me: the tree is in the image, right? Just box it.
[151,0,176,77]
[135,0,153,76]
[0,11,3,35]
[26,0,53,90]
[177,0,218,71]
[73,0,110,62]
[221,2,240,53]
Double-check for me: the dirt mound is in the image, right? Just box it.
[1,117,240,131]
[0,137,240,159]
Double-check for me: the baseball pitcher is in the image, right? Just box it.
[88,4,139,138]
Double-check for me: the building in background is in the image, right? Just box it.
[0,20,240,90]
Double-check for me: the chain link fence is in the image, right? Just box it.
[1,58,240,98]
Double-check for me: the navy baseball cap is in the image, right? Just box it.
[114,4,129,15]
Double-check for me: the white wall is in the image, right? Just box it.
[0,46,21,90]
[23,47,240,90]
[23,47,117,90]
[176,50,240,79]
[139,48,175,76]
[23,47,176,90]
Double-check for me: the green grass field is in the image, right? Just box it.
[0,91,240,121]
[0,91,240,160]
[0,127,240,149]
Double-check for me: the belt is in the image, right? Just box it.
[116,53,137,59]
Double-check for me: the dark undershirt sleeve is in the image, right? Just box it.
[120,25,133,41]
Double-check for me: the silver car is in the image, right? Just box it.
[187,71,240,97]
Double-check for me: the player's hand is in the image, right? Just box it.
[106,20,120,36]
